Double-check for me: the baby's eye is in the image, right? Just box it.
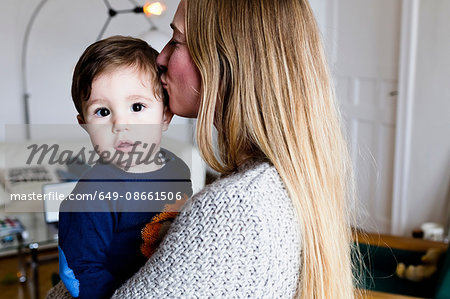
[131,103,145,112]
[94,108,110,117]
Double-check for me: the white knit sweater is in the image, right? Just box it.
[47,161,301,298]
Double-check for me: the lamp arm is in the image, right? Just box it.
[103,0,112,10]
[97,16,113,41]
[21,0,48,138]
[126,0,158,30]
[98,0,160,40]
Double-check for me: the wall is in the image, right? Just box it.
[310,0,449,236]
[0,0,25,141]
[0,0,188,142]
[403,0,450,234]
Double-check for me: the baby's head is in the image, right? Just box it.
[72,36,172,172]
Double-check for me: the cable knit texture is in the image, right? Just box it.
[46,161,301,299]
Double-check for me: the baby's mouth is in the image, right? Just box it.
[114,140,138,153]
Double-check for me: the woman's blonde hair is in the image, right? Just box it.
[186,0,356,297]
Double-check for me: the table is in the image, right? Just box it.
[0,212,58,299]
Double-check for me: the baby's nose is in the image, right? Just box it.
[112,123,129,133]
[111,115,129,133]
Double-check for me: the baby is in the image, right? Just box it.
[58,36,192,299]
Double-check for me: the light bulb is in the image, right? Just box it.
[143,2,166,16]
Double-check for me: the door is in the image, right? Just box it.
[312,0,402,233]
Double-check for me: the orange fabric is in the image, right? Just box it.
[140,195,189,258]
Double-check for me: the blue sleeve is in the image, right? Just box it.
[58,211,119,299]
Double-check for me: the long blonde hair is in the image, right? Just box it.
[186,0,355,297]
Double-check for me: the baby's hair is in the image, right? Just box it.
[72,35,164,116]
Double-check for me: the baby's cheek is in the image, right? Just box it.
[88,129,113,151]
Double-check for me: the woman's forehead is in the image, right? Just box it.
[172,0,186,34]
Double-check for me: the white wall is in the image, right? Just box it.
[403,0,450,234]
[310,0,449,236]
[0,0,190,142]
[0,1,25,141]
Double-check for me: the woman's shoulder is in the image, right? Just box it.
[201,160,288,202]
[183,159,299,233]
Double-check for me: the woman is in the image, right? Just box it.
[48,0,356,297]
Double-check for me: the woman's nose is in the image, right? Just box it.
[158,64,168,74]
[156,45,169,73]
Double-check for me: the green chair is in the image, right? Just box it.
[355,234,449,298]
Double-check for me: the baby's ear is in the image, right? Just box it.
[76,114,85,124]
[162,106,174,132]
[77,115,87,131]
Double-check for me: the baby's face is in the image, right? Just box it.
[79,66,170,172]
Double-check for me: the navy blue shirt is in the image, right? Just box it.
[58,149,192,299]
